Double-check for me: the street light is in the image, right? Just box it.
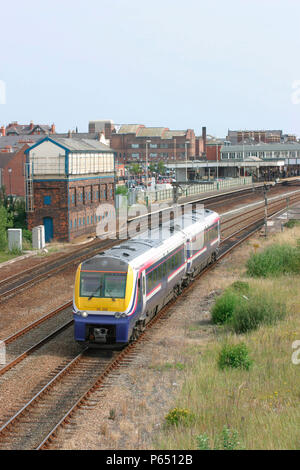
[215,142,219,180]
[8,168,12,197]
[145,139,151,189]
[185,141,190,182]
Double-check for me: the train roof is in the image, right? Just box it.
[82,208,219,268]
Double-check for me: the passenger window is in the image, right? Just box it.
[163,262,166,277]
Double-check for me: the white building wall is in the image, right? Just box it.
[68,152,114,175]
[29,141,66,175]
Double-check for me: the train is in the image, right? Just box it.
[73,208,220,348]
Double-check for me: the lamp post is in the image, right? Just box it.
[8,168,12,198]
[185,140,190,182]
[145,139,151,189]
[215,143,219,180]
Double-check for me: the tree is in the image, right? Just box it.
[157,161,166,175]
[129,163,142,176]
[0,205,11,250]
[116,185,128,196]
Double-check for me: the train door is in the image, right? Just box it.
[142,271,147,314]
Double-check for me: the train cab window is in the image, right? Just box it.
[80,272,127,299]
[158,265,162,280]
[163,262,167,277]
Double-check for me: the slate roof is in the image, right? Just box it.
[0,152,16,169]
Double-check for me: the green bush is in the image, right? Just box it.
[284,219,300,229]
[211,290,243,325]
[116,185,128,196]
[196,427,241,450]
[230,280,250,294]
[0,206,9,251]
[246,244,300,277]
[165,408,195,426]
[230,293,286,334]
[218,343,252,370]
[22,229,32,243]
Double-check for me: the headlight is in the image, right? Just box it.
[81,311,88,318]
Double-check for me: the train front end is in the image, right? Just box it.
[73,255,135,348]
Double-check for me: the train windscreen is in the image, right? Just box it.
[80,272,127,299]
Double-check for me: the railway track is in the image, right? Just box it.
[0,194,296,450]
[0,302,73,377]
[0,191,298,381]
[0,181,299,303]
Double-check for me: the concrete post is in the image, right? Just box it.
[8,229,22,252]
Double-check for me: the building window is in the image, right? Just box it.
[160,143,168,148]
[70,220,72,229]
[150,153,157,158]
[44,196,51,205]
[74,219,77,229]
[131,143,139,148]
[87,216,89,225]
[150,143,157,148]
[131,153,139,158]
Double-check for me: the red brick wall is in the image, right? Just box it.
[111,130,196,164]
[27,176,115,242]
[27,180,69,241]
[68,177,114,241]
[0,145,27,197]
[206,144,222,161]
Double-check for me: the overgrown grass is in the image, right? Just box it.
[284,219,300,229]
[246,243,300,277]
[230,291,286,333]
[211,282,286,333]
[155,299,300,449]
[218,343,253,370]
[156,227,300,450]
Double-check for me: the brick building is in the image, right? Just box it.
[0,121,56,137]
[226,129,298,145]
[0,145,28,196]
[110,124,198,165]
[25,137,115,242]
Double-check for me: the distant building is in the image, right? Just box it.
[25,137,115,242]
[226,129,298,145]
[0,145,28,197]
[220,142,300,161]
[110,124,198,164]
[0,121,56,137]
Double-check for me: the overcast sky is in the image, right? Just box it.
[1,0,300,137]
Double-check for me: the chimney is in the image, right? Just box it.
[202,126,207,154]
[68,130,72,138]
[104,122,112,140]
[30,121,34,130]
[0,126,5,136]
[51,123,55,134]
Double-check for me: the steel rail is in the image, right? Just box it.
[0,196,297,450]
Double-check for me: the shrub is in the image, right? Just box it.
[196,427,241,450]
[230,293,286,334]
[218,343,253,370]
[211,290,243,325]
[284,219,300,229]
[230,281,250,294]
[22,229,32,243]
[246,244,300,277]
[0,206,9,251]
[116,185,128,196]
[165,408,195,426]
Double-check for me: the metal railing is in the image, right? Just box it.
[133,177,253,205]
